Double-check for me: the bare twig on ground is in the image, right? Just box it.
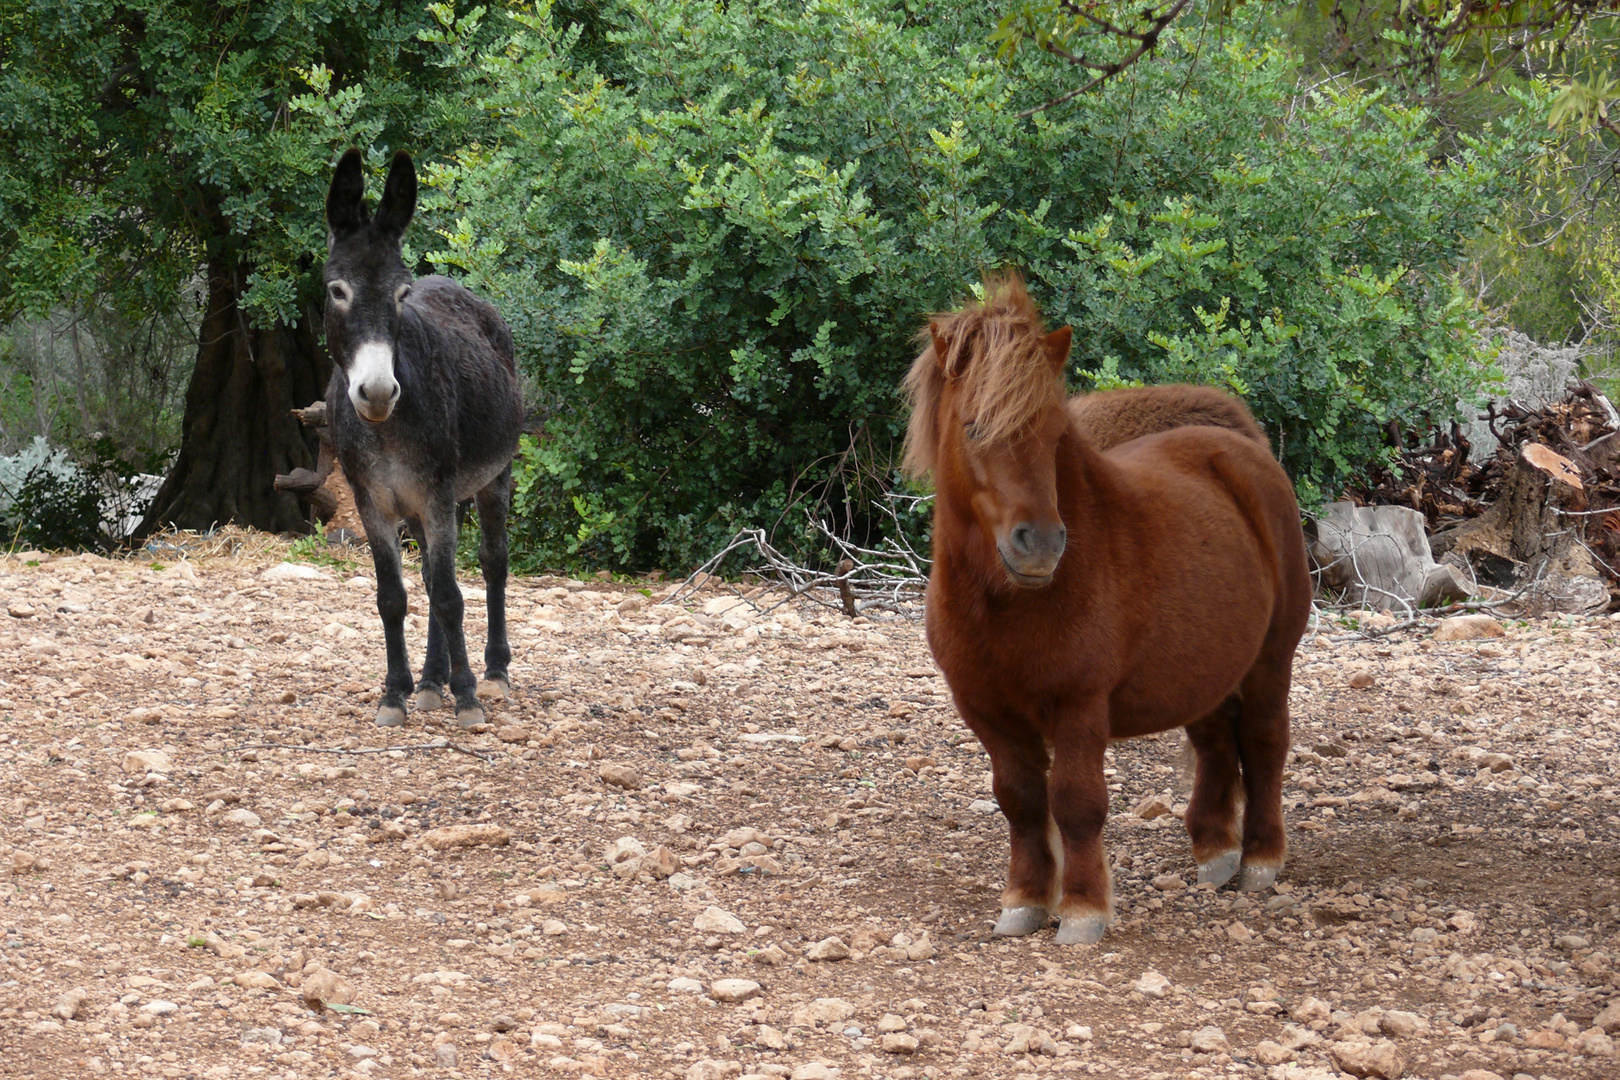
[672,497,931,618]
[224,740,495,762]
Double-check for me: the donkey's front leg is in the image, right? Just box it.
[1048,712,1112,945]
[421,496,482,727]
[355,495,414,727]
[964,710,1058,937]
[405,518,449,712]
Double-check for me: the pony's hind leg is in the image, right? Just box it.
[1048,715,1112,945]
[965,711,1058,936]
[1184,696,1245,887]
[474,467,513,696]
[354,495,414,727]
[1235,658,1292,891]
[405,518,448,712]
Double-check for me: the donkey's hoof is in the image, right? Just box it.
[476,678,510,701]
[1054,914,1106,946]
[1197,851,1242,889]
[415,687,446,712]
[375,705,407,728]
[455,704,486,729]
[1238,862,1281,892]
[993,906,1049,937]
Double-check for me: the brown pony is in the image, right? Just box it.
[904,273,1312,945]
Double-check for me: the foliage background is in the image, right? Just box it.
[0,0,1599,569]
[419,0,1535,570]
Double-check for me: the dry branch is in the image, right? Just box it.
[672,496,931,618]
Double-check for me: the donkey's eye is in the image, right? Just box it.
[327,281,351,306]
[395,283,412,307]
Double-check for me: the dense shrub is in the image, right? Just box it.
[0,438,103,550]
[411,1,1526,569]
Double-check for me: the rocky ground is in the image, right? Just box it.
[1,536,1617,1080]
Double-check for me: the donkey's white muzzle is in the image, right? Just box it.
[349,342,400,423]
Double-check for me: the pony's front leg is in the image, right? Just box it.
[965,711,1057,937]
[420,496,481,728]
[1048,713,1112,945]
[354,494,413,727]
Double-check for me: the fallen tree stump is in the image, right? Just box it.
[1308,502,1473,612]
[273,400,366,543]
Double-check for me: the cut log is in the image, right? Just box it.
[272,400,366,544]
[1430,442,1605,614]
[1308,503,1473,612]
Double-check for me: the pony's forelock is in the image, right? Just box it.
[901,271,1064,478]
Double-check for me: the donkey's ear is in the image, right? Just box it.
[1043,326,1073,372]
[373,151,417,239]
[326,148,368,241]
[929,322,953,373]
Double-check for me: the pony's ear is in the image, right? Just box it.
[1043,326,1073,372]
[929,322,953,373]
[326,148,368,241]
[373,151,417,239]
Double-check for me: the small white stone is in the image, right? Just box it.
[1131,971,1172,998]
[709,979,762,1003]
[693,906,745,935]
[259,562,328,581]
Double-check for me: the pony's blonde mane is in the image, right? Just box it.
[902,271,1065,477]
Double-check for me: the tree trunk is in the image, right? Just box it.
[138,259,328,536]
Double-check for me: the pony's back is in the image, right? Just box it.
[1068,384,1267,452]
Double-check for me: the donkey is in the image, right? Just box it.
[322,148,524,728]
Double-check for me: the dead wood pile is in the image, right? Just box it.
[1348,381,1620,613]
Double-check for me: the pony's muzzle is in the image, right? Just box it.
[1000,521,1065,586]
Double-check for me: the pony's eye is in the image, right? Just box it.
[963,420,981,441]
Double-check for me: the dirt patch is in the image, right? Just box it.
[0,541,1617,1080]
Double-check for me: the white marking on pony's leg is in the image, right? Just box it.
[993,907,1049,937]
[1045,812,1068,911]
[1054,912,1107,945]
[1198,850,1242,889]
[1238,860,1283,892]
[347,341,399,420]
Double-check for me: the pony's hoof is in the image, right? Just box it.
[375,705,406,728]
[415,687,445,712]
[455,704,486,729]
[1054,914,1106,946]
[993,906,1049,937]
[476,677,510,701]
[1197,851,1242,889]
[1239,862,1281,892]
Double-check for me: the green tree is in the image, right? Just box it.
[425,0,1524,570]
[0,0,499,533]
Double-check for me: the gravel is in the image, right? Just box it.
[0,545,1616,1078]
